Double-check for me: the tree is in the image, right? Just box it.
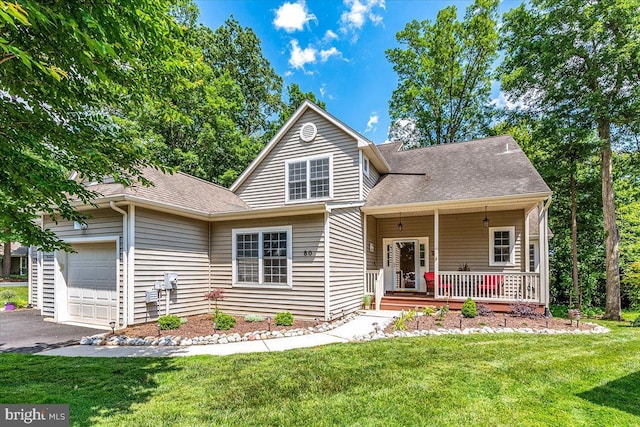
[500,0,640,320]
[386,0,499,146]
[0,0,181,250]
[203,17,283,139]
[2,240,10,278]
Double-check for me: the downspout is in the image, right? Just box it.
[110,201,128,328]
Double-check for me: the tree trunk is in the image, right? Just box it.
[2,241,11,278]
[570,172,580,308]
[599,120,622,320]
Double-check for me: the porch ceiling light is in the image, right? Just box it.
[483,206,489,228]
[398,212,403,232]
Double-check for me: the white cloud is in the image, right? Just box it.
[323,29,338,42]
[340,0,385,33]
[320,47,341,62]
[319,86,326,97]
[365,112,379,133]
[490,91,525,110]
[288,39,317,69]
[273,1,317,32]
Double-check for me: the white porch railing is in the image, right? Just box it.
[436,271,541,302]
[365,269,384,311]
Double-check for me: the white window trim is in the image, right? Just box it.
[363,155,370,178]
[285,154,333,204]
[489,226,516,266]
[232,226,293,288]
[529,241,540,273]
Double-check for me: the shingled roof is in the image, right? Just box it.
[366,135,551,207]
[85,167,249,214]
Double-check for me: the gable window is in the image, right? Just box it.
[233,226,292,287]
[363,156,370,177]
[489,226,516,266]
[286,155,332,202]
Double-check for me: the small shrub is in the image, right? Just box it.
[158,314,182,330]
[0,290,16,302]
[631,317,640,327]
[363,294,373,307]
[244,314,264,322]
[204,288,225,313]
[549,305,568,318]
[476,303,495,317]
[214,312,237,330]
[392,317,407,331]
[435,305,448,320]
[14,299,28,308]
[509,302,544,319]
[461,298,477,318]
[422,306,435,317]
[274,311,294,326]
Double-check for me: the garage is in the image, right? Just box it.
[65,242,117,326]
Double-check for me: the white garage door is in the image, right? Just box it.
[66,242,117,326]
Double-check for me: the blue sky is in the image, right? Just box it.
[196,1,517,143]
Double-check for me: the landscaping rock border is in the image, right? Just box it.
[80,313,360,346]
[353,319,610,341]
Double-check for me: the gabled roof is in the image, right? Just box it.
[366,135,551,208]
[85,167,249,214]
[230,100,389,192]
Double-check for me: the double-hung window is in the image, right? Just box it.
[286,155,332,202]
[233,226,292,286]
[489,226,516,266]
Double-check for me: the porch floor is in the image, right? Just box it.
[379,293,544,314]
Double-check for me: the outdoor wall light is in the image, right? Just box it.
[483,206,490,228]
[109,321,116,334]
[398,212,403,232]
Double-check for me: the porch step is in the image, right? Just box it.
[379,296,540,314]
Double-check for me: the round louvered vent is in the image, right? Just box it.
[299,122,317,142]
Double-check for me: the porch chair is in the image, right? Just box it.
[478,274,505,297]
[423,272,452,295]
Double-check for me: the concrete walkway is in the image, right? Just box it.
[37,311,400,358]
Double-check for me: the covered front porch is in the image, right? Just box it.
[362,199,550,312]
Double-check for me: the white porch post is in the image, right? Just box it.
[538,201,547,307]
[543,203,550,307]
[434,209,439,298]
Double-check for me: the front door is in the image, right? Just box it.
[384,240,419,292]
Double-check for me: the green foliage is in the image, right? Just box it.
[0,0,181,250]
[550,305,569,318]
[435,305,449,320]
[500,0,640,318]
[632,317,640,327]
[422,306,435,317]
[386,0,499,146]
[158,315,182,330]
[274,311,294,326]
[244,314,264,323]
[392,309,417,332]
[214,312,237,330]
[461,298,477,318]
[0,289,16,302]
[363,294,373,307]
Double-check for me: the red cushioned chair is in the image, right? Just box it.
[424,272,452,295]
[478,275,504,296]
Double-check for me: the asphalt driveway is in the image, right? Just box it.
[0,309,101,354]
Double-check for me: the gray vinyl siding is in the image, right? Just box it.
[133,208,210,324]
[329,207,364,316]
[42,209,124,323]
[236,109,361,208]
[210,214,326,320]
[42,253,55,316]
[375,210,524,272]
[362,161,380,199]
[365,215,378,270]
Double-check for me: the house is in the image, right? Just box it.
[1,243,28,275]
[28,101,552,328]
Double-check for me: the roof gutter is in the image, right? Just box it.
[361,192,553,215]
[208,202,328,221]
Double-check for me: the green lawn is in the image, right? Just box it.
[1,318,639,426]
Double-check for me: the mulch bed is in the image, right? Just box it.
[383,310,598,334]
[110,314,320,339]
